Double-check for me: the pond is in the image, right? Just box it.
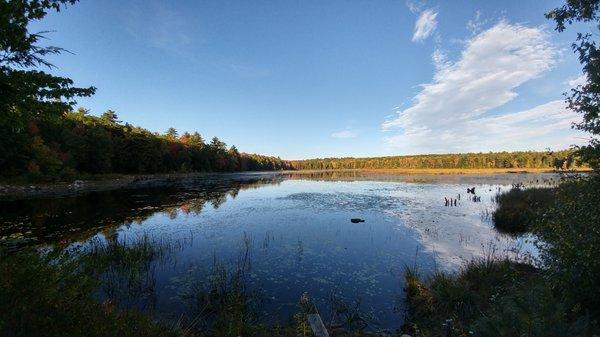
[0,171,551,329]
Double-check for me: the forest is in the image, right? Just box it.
[0,108,292,181]
[1,105,582,181]
[290,150,580,170]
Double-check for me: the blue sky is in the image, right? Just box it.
[32,0,591,159]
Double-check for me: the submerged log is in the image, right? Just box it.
[308,313,331,337]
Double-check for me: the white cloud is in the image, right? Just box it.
[432,47,449,70]
[568,74,588,87]
[412,9,438,42]
[406,0,424,14]
[466,10,487,35]
[331,130,359,139]
[385,100,584,153]
[384,21,585,153]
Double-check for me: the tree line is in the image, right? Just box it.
[289,150,581,170]
[1,108,292,180]
[0,0,291,181]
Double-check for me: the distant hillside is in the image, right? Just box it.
[289,150,580,170]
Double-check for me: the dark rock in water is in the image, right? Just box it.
[350,218,365,223]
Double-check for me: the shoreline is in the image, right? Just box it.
[292,167,586,174]
[0,168,588,201]
[0,171,283,201]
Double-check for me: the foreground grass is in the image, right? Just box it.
[0,247,179,337]
[403,258,597,337]
[0,237,375,337]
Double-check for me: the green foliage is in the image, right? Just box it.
[403,258,598,337]
[0,247,179,337]
[492,187,555,235]
[408,174,600,336]
[546,0,600,169]
[0,0,95,175]
[533,175,600,316]
[290,150,581,170]
[2,110,292,180]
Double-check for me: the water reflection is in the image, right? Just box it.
[0,171,551,329]
[0,175,284,245]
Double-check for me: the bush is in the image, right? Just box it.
[533,175,600,317]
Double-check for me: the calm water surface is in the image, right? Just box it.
[0,171,552,328]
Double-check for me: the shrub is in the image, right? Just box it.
[533,175,600,317]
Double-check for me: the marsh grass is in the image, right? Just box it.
[492,187,555,235]
[170,254,267,337]
[2,229,384,337]
[80,234,178,310]
[0,247,180,337]
[402,256,591,336]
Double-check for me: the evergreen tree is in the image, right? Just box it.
[165,127,178,140]
[0,0,95,175]
[100,110,119,126]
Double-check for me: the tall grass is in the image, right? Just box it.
[79,234,179,309]
[2,230,384,337]
[492,187,554,235]
[0,247,180,337]
[402,256,597,336]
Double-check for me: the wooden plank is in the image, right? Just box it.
[307,313,330,337]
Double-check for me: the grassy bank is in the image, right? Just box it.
[1,235,380,337]
[403,257,596,336]
[404,175,600,336]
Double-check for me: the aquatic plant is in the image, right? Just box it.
[492,187,554,235]
[0,247,180,337]
[80,234,178,309]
